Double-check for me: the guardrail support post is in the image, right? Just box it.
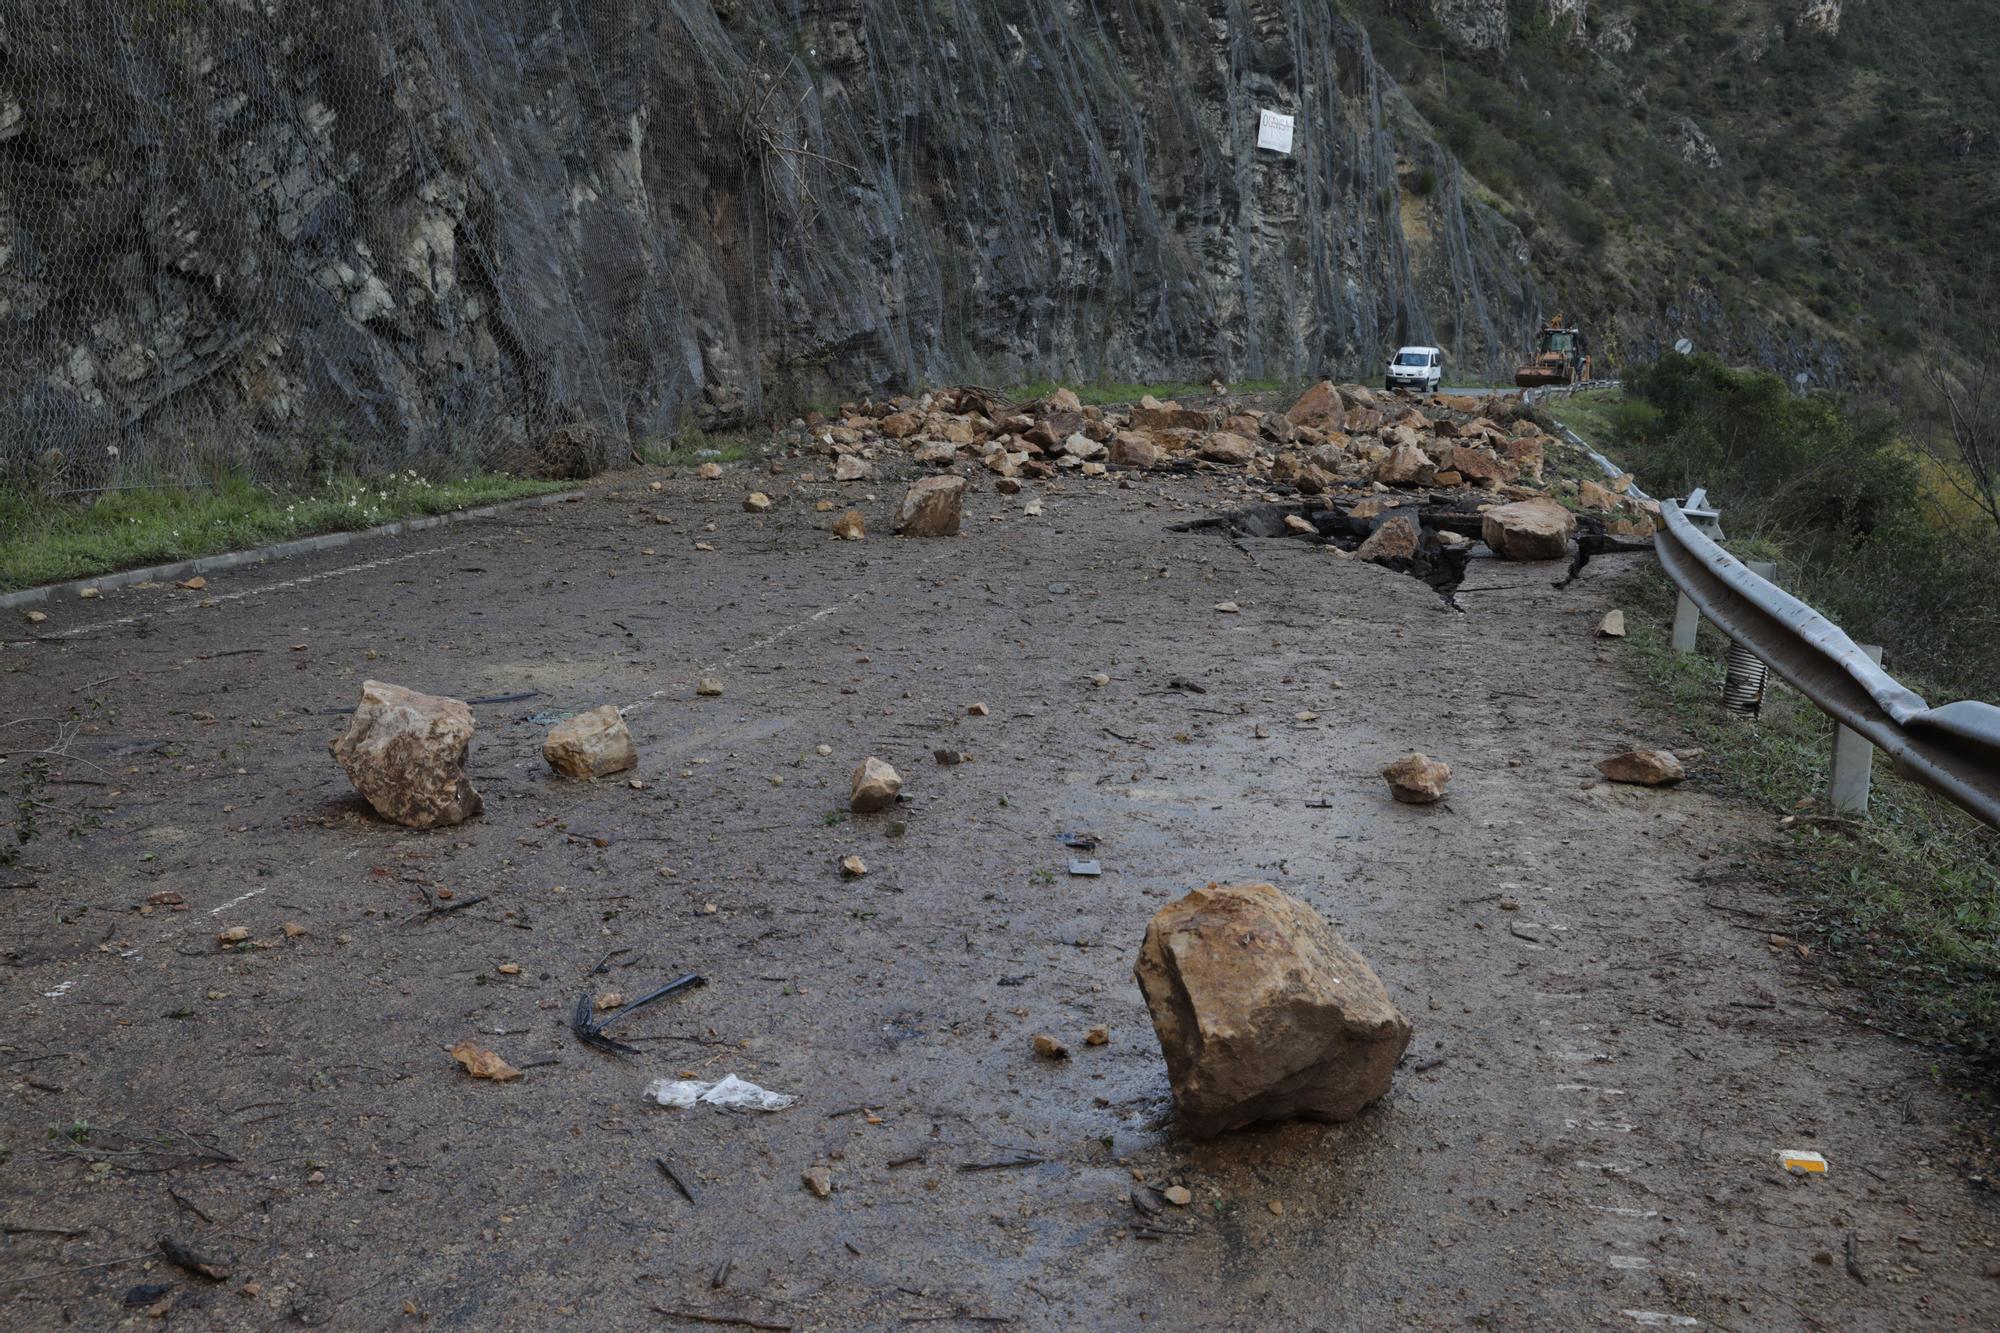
[1670,591,1701,653]
[1829,645,1884,818]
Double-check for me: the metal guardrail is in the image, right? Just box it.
[1655,498,2000,830]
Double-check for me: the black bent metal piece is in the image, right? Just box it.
[570,972,707,1056]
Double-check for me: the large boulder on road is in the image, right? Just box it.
[894,475,966,536]
[1135,881,1411,1139]
[1481,499,1575,560]
[330,681,483,828]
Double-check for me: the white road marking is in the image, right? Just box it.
[16,544,466,644]
[41,980,74,1000]
[1622,1312,1698,1328]
[209,886,267,915]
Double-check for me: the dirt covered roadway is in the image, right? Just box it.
[3,457,1996,1331]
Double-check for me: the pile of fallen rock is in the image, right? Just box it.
[799,380,1659,560]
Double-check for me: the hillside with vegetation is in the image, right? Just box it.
[1349,0,1997,393]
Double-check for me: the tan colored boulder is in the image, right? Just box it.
[910,440,959,465]
[1294,463,1335,496]
[330,681,483,828]
[1447,445,1517,488]
[743,491,772,513]
[544,705,637,780]
[1597,609,1627,638]
[1048,387,1083,413]
[1577,478,1620,510]
[894,475,966,536]
[1380,752,1451,804]
[1356,514,1421,563]
[1130,401,1213,432]
[1336,384,1378,411]
[1481,499,1575,560]
[850,756,903,812]
[1607,514,1658,539]
[1061,432,1106,461]
[1199,433,1257,465]
[1597,750,1685,786]
[1373,441,1435,487]
[1134,882,1412,1139]
[1109,431,1161,468]
[879,410,923,439]
[833,454,872,482]
[1350,495,1400,519]
[1432,469,1464,488]
[1285,381,1347,432]
[832,509,865,541]
[1499,434,1545,481]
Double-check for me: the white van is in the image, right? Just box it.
[1385,346,1442,394]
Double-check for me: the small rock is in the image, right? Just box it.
[1597,609,1627,638]
[850,757,903,813]
[1283,514,1316,535]
[1268,1199,1284,1217]
[178,576,206,590]
[996,476,1023,494]
[697,462,723,480]
[894,475,966,536]
[329,681,483,829]
[1022,498,1044,517]
[449,1038,522,1082]
[832,509,865,540]
[78,587,100,599]
[833,454,873,482]
[497,963,522,975]
[1355,515,1421,563]
[543,705,638,779]
[840,854,868,878]
[743,491,772,512]
[968,702,990,717]
[1597,749,1686,786]
[23,610,47,624]
[1090,673,1110,688]
[815,498,836,512]
[1162,1185,1192,1207]
[802,1165,833,1198]
[217,926,250,947]
[1214,601,1240,614]
[1380,752,1451,804]
[594,991,625,1012]
[1032,1033,1070,1059]
[695,677,724,697]
[1085,1025,1110,1046]
[281,922,308,939]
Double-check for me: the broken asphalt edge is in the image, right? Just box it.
[0,489,587,611]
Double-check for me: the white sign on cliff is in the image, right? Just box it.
[1257,109,1294,155]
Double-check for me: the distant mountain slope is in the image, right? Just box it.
[1346,0,1998,389]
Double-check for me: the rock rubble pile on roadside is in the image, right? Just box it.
[796,381,1661,555]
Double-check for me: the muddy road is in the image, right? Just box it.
[3,459,1994,1330]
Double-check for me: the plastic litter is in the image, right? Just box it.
[1778,1149,1828,1175]
[646,1073,796,1112]
[1067,859,1102,877]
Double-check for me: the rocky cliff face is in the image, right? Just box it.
[1,0,1538,482]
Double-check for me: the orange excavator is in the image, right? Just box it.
[1515,316,1592,388]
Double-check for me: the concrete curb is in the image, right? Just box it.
[0,489,585,612]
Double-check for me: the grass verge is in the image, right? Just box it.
[1,471,569,593]
[1620,566,2000,1071]
[1542,385,1624,445]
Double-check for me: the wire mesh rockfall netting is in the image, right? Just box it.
[1,0,1540,498]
